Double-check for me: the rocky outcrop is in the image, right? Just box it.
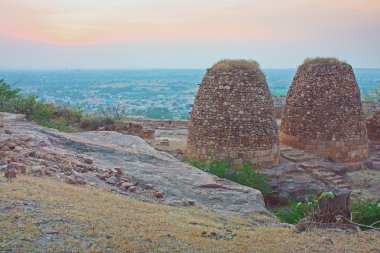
[187,60,279,168]
[280,58,368,162]
[0,113,272,219]
[98,122,155,140]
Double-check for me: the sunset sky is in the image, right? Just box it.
[1,0,379,68]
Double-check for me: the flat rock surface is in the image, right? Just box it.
[0,113,271,218]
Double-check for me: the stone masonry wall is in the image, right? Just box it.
[187,67,279,168]
[280,60,368,162]
[366,110,380,143]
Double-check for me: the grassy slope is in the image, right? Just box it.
[1,176,380,253]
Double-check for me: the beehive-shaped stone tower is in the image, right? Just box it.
[280,58,368,162]
[187,60,279,168]
[366,110,380,144]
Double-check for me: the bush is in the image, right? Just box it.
[80,115,115,130]
[0,80,82,132]
[0,80,39,118]
[271,200,315,224]
[350,199,380,229]
[272,196,380,230]
[184,156,272,194]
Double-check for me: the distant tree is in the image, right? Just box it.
[99,103,128,122]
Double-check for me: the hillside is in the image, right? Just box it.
[1,112,380,252]
[2,176,380,252]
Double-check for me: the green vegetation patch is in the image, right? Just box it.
[184,156,272,195]
[272,196,380,230]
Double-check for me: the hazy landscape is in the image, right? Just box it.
[1,68,379,119]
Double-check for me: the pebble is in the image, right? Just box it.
[129,186,137,192]
[145,184,154,190]
[316,236,334,245]
[83,157,93,164]
[155,191,164,199]
[106,176,117,185]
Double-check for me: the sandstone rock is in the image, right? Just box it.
[0,112,272,218]
[98,172,109,180]
[7,142,16,150]
[83,157,93,164]
[114,166,124,174]
[4,168,17,179]
[145,184,154,190]
[66,175,78,184]
[1,145,10,151]
[30,165,47,176]
[155,191,164,199]
[129,186,137,192]
[8,162,26,174]
[106,176,118,185]
[121,182,135,189]
[266,179,325,205]
[5,129,12,135]
[19,135,32,142]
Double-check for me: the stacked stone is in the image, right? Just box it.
[187,60,279,168]
[366,110,380,143]
[280,58,368,162]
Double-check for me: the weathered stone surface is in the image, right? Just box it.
[266,178,325,205]
[366,110,380,143]
[187,60,279,168]
[280,58,368,162]
[0,112,272,218]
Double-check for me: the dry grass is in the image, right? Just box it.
[211,59,261,71]
[302,57,346,66]
[1,176,380,252]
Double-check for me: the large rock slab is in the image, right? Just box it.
[0,113,272,219]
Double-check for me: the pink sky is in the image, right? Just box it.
[1,0,379,68]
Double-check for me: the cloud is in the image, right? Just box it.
[1,0,379,45]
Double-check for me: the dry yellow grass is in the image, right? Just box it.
[211,59,261,71]
[1,176,380,252]
[302,57,345,66]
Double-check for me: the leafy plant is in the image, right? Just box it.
[350,199,380,229]
[235,163,272,194]
[184,157,271,194]
[272,193,380,230]
[271,200,314,224]
[0,80,81,132]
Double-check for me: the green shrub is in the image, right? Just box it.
[350,199,380,229]
[272,196,380,229]
[0,80,81,132]
[271,200,315,224]
[184,157,271,194]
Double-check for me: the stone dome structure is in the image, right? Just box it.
[280,58,368,162]
[187,60,279,168]
[366,110,380,143]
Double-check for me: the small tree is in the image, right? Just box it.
[99,103,128,122]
